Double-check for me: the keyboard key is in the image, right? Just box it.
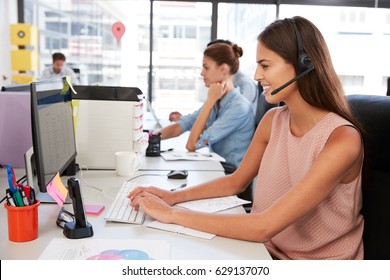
[104,181,146,224]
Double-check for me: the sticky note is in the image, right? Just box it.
[85,205,105,216]
[46,173,68,206]
[64,75,77,94]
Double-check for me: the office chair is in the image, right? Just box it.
[255,83,279,128]
[347,94,390,260]
[238,83,279,212]
[70,67,81,81]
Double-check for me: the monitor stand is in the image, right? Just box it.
[24,147,71,204]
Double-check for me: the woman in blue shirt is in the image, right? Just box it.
[158,43,255,170]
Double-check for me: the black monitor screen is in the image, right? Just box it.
[30,78,77,192]
[1,83,30,92]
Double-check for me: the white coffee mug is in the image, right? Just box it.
[115,151,143,177]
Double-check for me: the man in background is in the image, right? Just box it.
[40,52,80,85]
[169,39,258,122]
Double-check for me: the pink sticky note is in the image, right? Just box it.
[47,180,65,206]
[85,204,105,216]
[46,173,68,206]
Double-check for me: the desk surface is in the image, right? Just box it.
[140,156,224,172]
[0,169,271,260]
[140,132,225,172]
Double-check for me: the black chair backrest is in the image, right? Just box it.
[255,83,278,127]
[347,94,390,260]
[387,77,390,96]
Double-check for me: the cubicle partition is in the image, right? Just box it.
[72,85,147,169]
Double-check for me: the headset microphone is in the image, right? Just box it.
[271,65,314,95]
[271,18,315,96]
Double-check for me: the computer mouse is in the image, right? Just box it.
[167,170,188,179]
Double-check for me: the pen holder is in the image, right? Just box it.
[4,200,40,242]
[146,133,161,157]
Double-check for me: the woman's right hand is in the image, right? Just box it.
[128,186,177,206]
[169,111,182,122]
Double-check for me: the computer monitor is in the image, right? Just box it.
[1,83,30,92]
[29,77,77,203]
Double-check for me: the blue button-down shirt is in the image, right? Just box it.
[177,88,254,168]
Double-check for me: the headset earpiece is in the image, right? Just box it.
[289,18,314,73]
[298,53,313,72]
[270,18,315,95]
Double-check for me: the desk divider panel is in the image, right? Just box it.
[72,86,146,169]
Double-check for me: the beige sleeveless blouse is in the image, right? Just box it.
[251,107,364,259]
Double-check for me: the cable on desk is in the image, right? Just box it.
[126,173,165,183]
[77,166,117,201]
[79,167,165,201]
[79,166,104,192]
[16,175,27,184]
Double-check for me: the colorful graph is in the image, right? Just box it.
[86,249,152,260]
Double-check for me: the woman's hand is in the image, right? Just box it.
[130,191,175,224]
[206,81,227,105]
[128,186,177,206]
[169,111,182,122]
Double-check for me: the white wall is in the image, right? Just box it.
[0,0,18,89]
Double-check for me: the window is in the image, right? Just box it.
[383,76,389,86]
[24,0,390,116]
[217,3,276,82]
[339,75,364,86]
[24,0,150,90]
[46,22,68,33]
[152,1,212,117]
[280,5,390,96]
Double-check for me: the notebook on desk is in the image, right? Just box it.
[161,151,226,162]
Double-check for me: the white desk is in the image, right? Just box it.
[140,156,224,172]
[0,169,271,260]
[140,131,225,172]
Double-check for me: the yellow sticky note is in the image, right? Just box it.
[53,172,68,198]
[65,75,77,94]
[71,100,80,135]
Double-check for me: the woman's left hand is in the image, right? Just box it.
[131,191,174,224]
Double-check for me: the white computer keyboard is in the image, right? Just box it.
[104,181,145,224]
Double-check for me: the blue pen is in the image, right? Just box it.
[7,167,17,193]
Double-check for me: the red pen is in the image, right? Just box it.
[23,186,31,205]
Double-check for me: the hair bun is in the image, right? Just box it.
[232,44,243,58]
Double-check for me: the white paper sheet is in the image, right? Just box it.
[161,151,226,162]
[176,196,251,213]
[145,220,216,240]
[39,238,170,260]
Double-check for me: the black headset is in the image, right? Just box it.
[270,18,315,95]
[288,18,314,73]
